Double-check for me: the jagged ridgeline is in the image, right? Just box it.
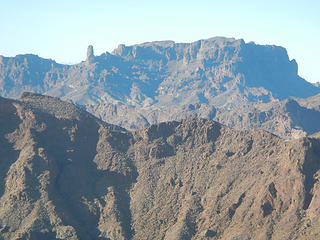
[0,37,319,107]
[0,93,320,239]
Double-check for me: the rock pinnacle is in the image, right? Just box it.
[86,45,95,63]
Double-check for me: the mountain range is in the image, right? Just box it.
[1,37,320,139]
[1,37,320,239]
[0,92,320,239]
[1,37,319,107]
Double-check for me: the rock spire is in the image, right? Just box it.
[86,45,95,63]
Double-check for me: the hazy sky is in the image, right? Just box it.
[0,0,319,83]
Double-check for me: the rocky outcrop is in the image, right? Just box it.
[0,93,320,239]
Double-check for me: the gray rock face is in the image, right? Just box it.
[0,37,318,107]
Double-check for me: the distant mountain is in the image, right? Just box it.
[1,93,320,239]
[2,37,320,140]
[1,37,319,108]
[85,102,216,130]
[85,97,320,139]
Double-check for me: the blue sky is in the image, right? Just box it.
[0,0,319,83]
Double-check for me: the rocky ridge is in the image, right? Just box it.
[0,93,320,239]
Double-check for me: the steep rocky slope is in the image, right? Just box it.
[0,93,320,239]
[1,37,319,107]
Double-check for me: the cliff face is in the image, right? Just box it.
[1,37,318,107]
[1,93,320,239]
